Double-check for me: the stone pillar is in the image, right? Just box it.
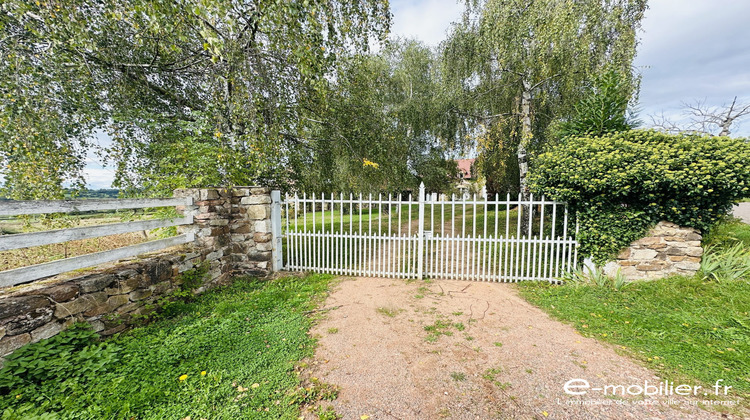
[233,187,273,276]
[175,186,273,278]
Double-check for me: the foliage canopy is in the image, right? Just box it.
[553,70,641,138]
[1,0,390,198]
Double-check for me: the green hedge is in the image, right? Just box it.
[530,130,750,264]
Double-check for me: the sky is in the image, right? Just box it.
[82,0,750,189]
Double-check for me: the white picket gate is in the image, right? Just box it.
[271,184,579,282]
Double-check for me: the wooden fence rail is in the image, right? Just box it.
[0,197,195,287]
[0,198,191,217]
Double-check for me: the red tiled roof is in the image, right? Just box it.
[456,159,475,179]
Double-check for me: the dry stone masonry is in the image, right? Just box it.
[0,187,275,358]
[603,221,703,280]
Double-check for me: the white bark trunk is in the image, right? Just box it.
[519,80,533,233]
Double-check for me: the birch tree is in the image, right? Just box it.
[442,0,647,199]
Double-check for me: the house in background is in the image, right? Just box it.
[455,158,484,199]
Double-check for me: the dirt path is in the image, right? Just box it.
[304,277,742,419]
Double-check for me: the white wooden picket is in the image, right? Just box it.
[274,183,578,282]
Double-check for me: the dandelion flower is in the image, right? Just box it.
[363,158,379,169]
[179,374,188,381]
[201,371,207,376]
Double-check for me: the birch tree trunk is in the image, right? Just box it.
[518,79,532,234]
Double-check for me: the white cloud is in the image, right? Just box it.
[83,167,116,190]
[389,0,464,46]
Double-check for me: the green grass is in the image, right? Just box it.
[291,203,564,239]
[704,217,750,249]
[518,275,750,397]
[0,273,334,419]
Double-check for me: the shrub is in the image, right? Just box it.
[530,130,750,264]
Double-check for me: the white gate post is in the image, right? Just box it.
[270,190,283,271]
[417,182,425,280]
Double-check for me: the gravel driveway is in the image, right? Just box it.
[304,277,743,419]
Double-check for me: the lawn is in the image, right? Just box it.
[0,273,335,419]
[517,218,750,401]
[288,202,568,239]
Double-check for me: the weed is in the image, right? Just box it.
[327,328,339,334]
[291,377,340,404]
[0,323,119,392]
[525,368,533,374]
[493,342,503,347]
[464,335,474,341]
[482,367,503,382]
[482,367,510,388]
[452,311,463,316]
[573,360,588,370]
[376,306,402,317]
[562,265,629,290]
[612,269,628,291]
[315,405,341,420]
[179,261,209,291]
[453,322,465,331]
[424,318,454,342]
[450,372,466,381]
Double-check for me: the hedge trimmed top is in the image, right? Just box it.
[530,130,750,263]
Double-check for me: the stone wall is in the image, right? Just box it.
[603,221,703,280]
[0,187,275,357]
